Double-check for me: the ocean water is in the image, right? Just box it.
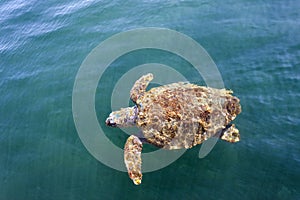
[1,0,299,199]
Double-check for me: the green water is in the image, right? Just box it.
[0,0,299,199]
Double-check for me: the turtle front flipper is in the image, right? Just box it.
[124,135,143,185]
[220,124,240,143]
[130,73,153,103]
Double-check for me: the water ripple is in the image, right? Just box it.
[0,0,35,23]
[46,0,98,17]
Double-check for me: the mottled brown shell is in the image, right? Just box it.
[135,82,241,149]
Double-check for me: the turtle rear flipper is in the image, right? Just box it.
[220,124,240,143]
[124,135,143,185]
[130,73,153,103]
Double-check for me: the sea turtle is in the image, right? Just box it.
[106,73,241,185]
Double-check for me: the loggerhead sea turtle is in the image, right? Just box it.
[106,73,241,185]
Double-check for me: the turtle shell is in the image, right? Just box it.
[135,82,241,149]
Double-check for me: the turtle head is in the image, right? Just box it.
[106,106,137,127]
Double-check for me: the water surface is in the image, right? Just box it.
[0,0,299,199]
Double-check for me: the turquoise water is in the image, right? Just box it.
[1,0,300,199]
